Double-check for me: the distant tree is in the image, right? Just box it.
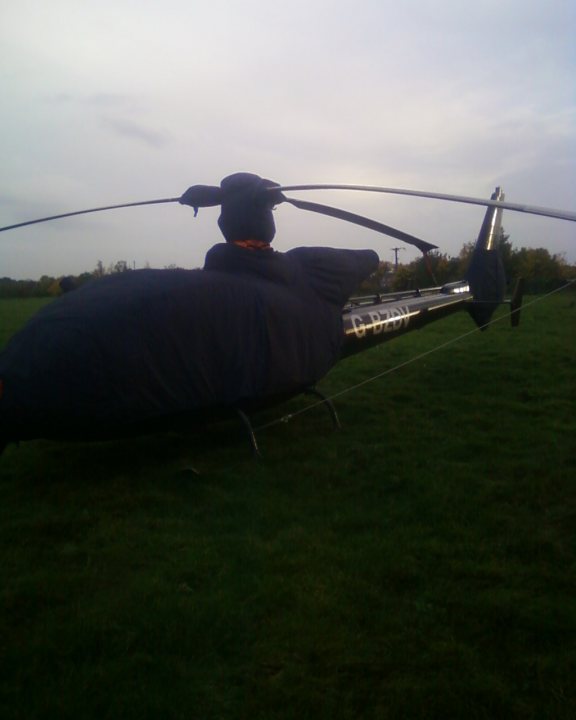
[48,279,63,296]
[113,260,130,274]
[389,263,417,291]
[37,275,56,296]
[390,228,570,294]
[359,261,392,293]
[76,272,94,287]
[389,251,459,290]
[509,247,567,292]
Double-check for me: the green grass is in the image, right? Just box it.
[1,292,575,719]
[0,298,52,348]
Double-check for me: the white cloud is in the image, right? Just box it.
[1,0,574,278]
[101,117,171,148]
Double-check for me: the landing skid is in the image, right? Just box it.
[236,386,341,458]
[304,386,341,430]
[236,409,261,459]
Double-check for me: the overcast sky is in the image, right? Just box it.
[1,0,575,279]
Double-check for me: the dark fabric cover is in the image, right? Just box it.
[0,246,378,440]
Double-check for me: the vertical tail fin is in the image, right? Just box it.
[466,187,507,328]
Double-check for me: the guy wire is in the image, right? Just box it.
[253,280,575,434]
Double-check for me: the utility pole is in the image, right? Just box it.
[391,246,405,270]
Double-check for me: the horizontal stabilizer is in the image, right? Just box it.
[510,277,525,327]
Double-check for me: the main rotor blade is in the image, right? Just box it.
[283,197,437,253]
[277,185,576,223]
[0,198,180,233]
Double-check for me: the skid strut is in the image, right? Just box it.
[305,386,341,430]
[236,409,261,459]
[236,388,340,459]
[510,277,525,327]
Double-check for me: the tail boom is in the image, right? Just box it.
[341,282,472,358]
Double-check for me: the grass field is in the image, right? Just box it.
[1,291,575,719]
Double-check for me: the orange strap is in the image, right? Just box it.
[232,239,272,251]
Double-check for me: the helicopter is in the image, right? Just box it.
[0,173,574,457]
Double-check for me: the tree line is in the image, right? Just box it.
[361,232,574,295]
[1,260,148,299]
[1,234,574,299]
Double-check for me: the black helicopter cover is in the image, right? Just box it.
[0,245,378,441]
